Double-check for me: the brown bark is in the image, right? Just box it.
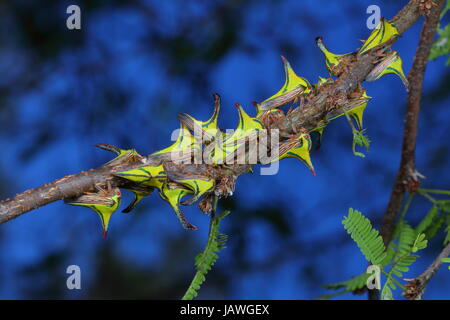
[380,0,445,246]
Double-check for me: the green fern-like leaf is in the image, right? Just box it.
[381,227,427,300]
[439,200,450,213]
[442,257,450,270]
[415,202,448,242]
[354,129,371,150]
[415,206,439,235]
[395,221,416,257]
[412,233,428,252]
[342,208,386,265]
[182,210,230,300]
[352,129,371,158]
[381,285,394,300]
[322,272,370,292]
[382,217,411,266]
[389,222,417,264]
[429,0,450,65]
[318,273,372,299]
[424,214,446,240]
[444,216,450,245]
[382,242,397,267]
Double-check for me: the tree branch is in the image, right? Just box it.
[0,0,425,225]
[403,241,450,299]
[0,159,149,223]
[380,0,445,246]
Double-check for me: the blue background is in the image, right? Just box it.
[0,0,449,299]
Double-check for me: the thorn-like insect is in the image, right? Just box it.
[162,162,216,206]
[358,18,399,55]
[269,133,315,176]
[96,144,145,166]
[65,183,121,238]
[121,187,153,214]
[315,76,332,90]
[177,177,215,206]
[233,102,265,133]
[115,164,167,190]
[257,56,312,111]
[251,101,285,129]
[316,37,352,76]
[159,182,197,230]
[150,122,199,163]
[324,87,372,131]
[345,89,372,131]
[366,51,409,90]
[311,125,326,151]
[116,164,199,229]
[208,103,264,164]
[178,93,221,143]
[96,144,151,212]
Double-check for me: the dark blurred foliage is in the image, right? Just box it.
[0,0,449,299]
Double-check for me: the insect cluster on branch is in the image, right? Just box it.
[66,18,409,235]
